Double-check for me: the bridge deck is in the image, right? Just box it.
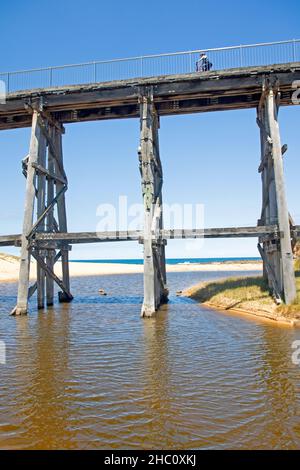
[1,63,300,130]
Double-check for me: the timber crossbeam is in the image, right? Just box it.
[0,225,287,248]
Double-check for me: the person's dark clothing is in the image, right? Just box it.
[196,56,212,72]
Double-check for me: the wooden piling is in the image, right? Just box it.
[46,126,55,306]
[257,87,296,304]
[139,91,168,317]
[266,90,296,304]
[36,127,47,309]
[54,128,72,302]
[14,110,41,315]
[12,111,73,315]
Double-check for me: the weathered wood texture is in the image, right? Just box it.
[14,111,41,315]
[54,128,72,302]
[139,91,168,317]
[3,63,299,314]
[0,225,285,248]
[257,87,296,304]
[46,126,55,306]
[11,110,73,315]
[267,90,296,303]
[1,63,300,130]
[36,117,47,309]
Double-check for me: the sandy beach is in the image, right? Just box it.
[0,253,262,282]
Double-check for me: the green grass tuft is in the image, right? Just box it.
[185,269,300,319]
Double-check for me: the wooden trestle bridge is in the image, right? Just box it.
[0,56,300,316]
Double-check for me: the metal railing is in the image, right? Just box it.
[0,39,300,94]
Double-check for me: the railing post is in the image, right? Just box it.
[49,68,53,88]
[140,57,143,77]
[93,61,97,82]
[239,45,243,67]
[7,73,10,94]
[293,39,296,62]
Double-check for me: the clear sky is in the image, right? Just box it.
[0,0,299,259]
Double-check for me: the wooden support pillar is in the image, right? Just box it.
[14,110,41,315]
[11,109,73,315]
[257,87,296,304]
[36,124,47,309]
[46,126,55,306]
[257,101,278,287]
[54,128,71,302]
[267,90,296,304]
[139,91,168,317]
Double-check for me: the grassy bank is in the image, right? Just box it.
[184,267,300,323]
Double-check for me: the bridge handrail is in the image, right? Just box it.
[1,39,300,93]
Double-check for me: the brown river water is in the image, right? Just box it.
[0,270,300,450]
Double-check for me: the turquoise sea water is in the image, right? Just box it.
[70,257,261,265]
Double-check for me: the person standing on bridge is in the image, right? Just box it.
[196,52,212,72]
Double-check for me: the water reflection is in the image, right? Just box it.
[256,326,300,449]
[0,271,299,449]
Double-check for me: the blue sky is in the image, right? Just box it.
[0,0,299,259]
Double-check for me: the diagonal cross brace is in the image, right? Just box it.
[31,249,73,301]
[27,186,67,238]
[37,116,67,182]
[26,249,64,301]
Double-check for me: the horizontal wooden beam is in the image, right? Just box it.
[160,225,281,239]
[0,234,22,246]
[293,226,300,239]
[34,225,282,244]
[35,230,139,245]
[31,163,67,185]
[0,225,282,247]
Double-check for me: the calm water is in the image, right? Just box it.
[0,270,300,450]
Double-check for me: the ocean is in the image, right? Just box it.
[70,257,261,265]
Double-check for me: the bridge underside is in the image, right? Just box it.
[0,62,300,130]
[0,62,299,315]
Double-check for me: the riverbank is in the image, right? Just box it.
[184,274,300,326]
[0,252,262,282]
